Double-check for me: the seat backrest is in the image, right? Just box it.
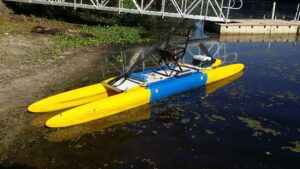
[164,29,190,60]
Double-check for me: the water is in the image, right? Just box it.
[230,1,299,19]
[1,34,300,168]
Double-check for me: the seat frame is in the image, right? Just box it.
[155,29,191,77]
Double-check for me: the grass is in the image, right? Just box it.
[0,14,151,63]
[55,25,151,50]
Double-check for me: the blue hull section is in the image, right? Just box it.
[147,72,207,102]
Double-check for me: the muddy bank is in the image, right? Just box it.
[0,10,157,165]
[0,13,122,159]
[0,1,9,16]
[0,1,6,10]
[0,44,120,158]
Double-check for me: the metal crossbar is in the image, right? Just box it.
[4,0,243,22]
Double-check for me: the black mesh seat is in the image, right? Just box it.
[157,46,185,62]
[155,28,190,77]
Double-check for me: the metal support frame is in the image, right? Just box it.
[155,29,191,77]
[271,2,276,20]
[295,3,300,21]
[4,0,243,22]
[102,40,240,78]
[186,42,238,65]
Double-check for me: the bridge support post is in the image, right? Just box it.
[271,2,276,20]
[295,3,300,21]
[226,0,232,24]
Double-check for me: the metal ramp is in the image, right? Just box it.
[4,0,243,22]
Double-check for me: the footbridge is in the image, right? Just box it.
[3,0,243,22]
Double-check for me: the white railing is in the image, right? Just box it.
[4,0,243,22]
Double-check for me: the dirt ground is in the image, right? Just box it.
[0,13,119,157]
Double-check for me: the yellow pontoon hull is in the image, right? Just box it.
[45,64,244,128]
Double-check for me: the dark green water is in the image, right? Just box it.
[1,36,300,169]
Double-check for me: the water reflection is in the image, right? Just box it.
[46,105,151,142]
[100,41,240,79]
[2,33,300,169]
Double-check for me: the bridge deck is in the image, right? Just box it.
[206,19,300,35]
[3,0,244,22]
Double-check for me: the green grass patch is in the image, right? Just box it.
[0,14,152,63]
[55,25,151,50]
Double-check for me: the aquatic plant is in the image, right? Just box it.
[238,116,281,137]
[205,114,226,122]
[194,112,201,120]
[205,129,215,135]
[282,141,300,153]
[180,118,190,124]
[211,114,226,121]
[55,25,150,50]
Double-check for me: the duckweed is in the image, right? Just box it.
[205,114,226,122]
[56,26,151,50]
[205,130,215,135]
[238,116,281,136]
[194,113,201,120]
[180,118,190,124]
[205,114,216,122]
[152,131,158,135]
[282,141,300,153]
[211,114,226,121]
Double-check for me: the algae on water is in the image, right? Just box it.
[180,118,190,124]
[205,114,226,122]
[211,114,226,121]
[238,116,281,136]
[282,141,300,153]
[205,114,216,122]
[194,112,201,120]
[205,129,215,135]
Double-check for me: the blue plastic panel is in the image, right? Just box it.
[147,72,207,102]
[129,73,148,82]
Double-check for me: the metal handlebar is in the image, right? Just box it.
[223,0,243,10]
